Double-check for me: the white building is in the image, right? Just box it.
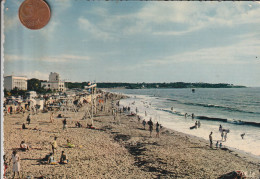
[41,72,66,92]
[4,75,28,91]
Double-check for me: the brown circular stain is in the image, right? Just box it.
[19,0,51,30]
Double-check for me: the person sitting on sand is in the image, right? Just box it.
[59,151,68,164]
[142,119,146,130]
[20,141,30,151]
[66,139,75,148]
[22,123,27,129]
[48,153,57,165]
[75,121,82,128]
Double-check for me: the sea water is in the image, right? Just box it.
[108,88,260,157]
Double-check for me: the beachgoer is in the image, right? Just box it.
[195,121,198,128]
[219,125,222,131]
[136,107,138,114]
[171,107,173,111]
[198,121,201,128]
[50,112,54,123]
[67,139,75,148]
[20,141,30,151]
[11,150,20,178]
[241,133,245,139]
[22,123,27,129]
[156,122,160,138]
[209,132,213,148]
[52,137,58,154]
[191,113,195,120]
[75,121,82,128]
[142,119,146,130]
[147,118,153,137]
[26,114,31,125]
[62,118,67,130]
[219,142,222,148]
[59,151,68,164]
[3,155,8,178]
[216,141,219,148]
[48,153,57,165]
[224,132,227,141]
[221,131,224,141]
[184,113,187,118]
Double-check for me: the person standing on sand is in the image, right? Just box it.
[148,118,153,137]
[27,114,31,125]
[142,119,146,130]
[156,122,160,138]
[10,150,20,178]
[52,137,58,154]
[209,132,213,148]
[50,112,54,123]
[63,118,67,130]
[198,121,201,128]
[224,132,227,141]
[221,131,224,141]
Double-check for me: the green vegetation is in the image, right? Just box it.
[65,82,246,89]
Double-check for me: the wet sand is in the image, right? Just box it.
[3,97,260,178]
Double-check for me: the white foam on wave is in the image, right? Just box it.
[119,94,260,157]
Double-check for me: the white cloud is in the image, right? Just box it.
[78,17,114,40]
[4,54,91,63]
[143,38,260,66]
[22,71,49,80]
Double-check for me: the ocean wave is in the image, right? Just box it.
[157,108,260,128]
[166,98,260,115]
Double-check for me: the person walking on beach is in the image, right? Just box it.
[191,113,195,120]
[10,150,20,178]
[26,114,31,125]
[142,119,146,130]
[62,118,67,130]
[156,122,160,138]
[221,131,224,141]
[148,118,153,137]
[224,132,227,141]
[209,132,213,148]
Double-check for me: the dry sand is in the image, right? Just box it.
[3,97,260,178]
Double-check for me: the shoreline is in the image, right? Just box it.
[115,92,260,159]
[3,92,260,178]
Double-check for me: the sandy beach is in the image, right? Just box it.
[3,94,260,179]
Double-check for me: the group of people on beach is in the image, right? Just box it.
[141,118,161,138]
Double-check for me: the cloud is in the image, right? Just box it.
[21,70,49,80]
[4,54,91,63]
[143,38,260,66]
[78,17,114,40]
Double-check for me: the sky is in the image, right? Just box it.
[3,1,260,86]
